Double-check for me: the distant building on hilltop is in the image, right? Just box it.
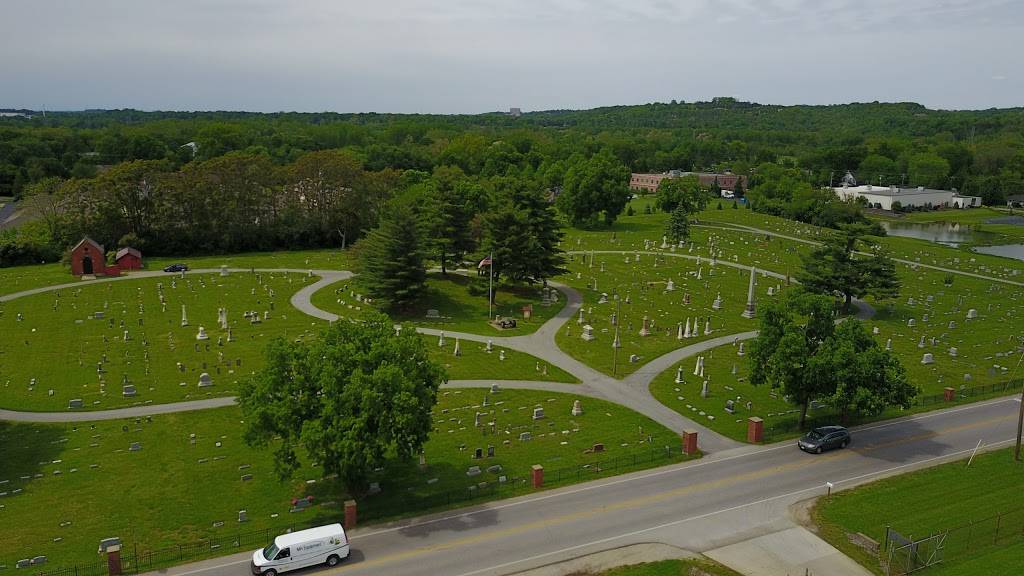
[509,107,522,117]
[833,183,982,211]
[629,170,747,194]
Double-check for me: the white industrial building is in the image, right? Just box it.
[833,184,982,211]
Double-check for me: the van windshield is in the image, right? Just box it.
[262,544,278,561]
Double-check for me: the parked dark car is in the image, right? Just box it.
[797,426,850,454]
[163,263,189,272]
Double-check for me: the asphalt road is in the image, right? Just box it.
[147,395,1022,576]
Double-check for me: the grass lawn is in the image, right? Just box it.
[0,271,325,411]
[814,447,1024,575]
[650,261,1024,444]
[585,558,742,575]
[425,334,578,383]
[648,340,797,442]
[0,389,689,568]
[553,251,770,377]
[310,271,564,336]
[0,249,355,298]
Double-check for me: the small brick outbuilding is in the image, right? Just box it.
[115,247,143,270]
[69,237,119,277]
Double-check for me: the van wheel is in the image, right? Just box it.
[263,570,277,576]
[841,439,850,448]
[815,446,823,454]
[326,555,341,567]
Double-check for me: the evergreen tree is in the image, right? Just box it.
[357,200,427,309]
[483,177,565,284]
[797,225,900,310]
[665,202,690,243]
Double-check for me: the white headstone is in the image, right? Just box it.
[196,326,209,341]
[921,353,934,365]
[198,372,213,387]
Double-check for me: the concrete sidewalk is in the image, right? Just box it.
[705,526,872,576]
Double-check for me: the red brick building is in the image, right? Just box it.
[69,237,119,276]
[115,247,143,270]
[629,171,748,193]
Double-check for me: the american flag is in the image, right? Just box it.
[477,255,493,268]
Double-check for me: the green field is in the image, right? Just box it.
[0,271,323,411]
[310,272,565,335]
[426,335,578,383]
[815,447,1024,575]
[0,248,354,298]
[0,389,689,568]
[553,250,771,377]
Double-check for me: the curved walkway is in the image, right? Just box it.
[696,221,1024,287]
[0,238,971,454]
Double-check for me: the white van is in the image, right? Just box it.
[251,523,349,576]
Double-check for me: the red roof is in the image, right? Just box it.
[115,247,142,260]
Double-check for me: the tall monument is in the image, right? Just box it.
[742,266,757,319]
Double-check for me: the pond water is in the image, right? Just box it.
[879,219,1024,261]
[878,221,996,246]
[972,244,1024,261]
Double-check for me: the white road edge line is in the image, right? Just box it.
[452,437,1016,576]
[353,395,1015,540]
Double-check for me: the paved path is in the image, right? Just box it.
[697,220,1024,287]
[0,255,876,454]
[141,395,1022,576]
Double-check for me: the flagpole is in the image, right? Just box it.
[488,251,494,320]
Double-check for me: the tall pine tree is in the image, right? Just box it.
[357,199,427,309]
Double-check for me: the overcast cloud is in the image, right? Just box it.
[2,0,1022,112]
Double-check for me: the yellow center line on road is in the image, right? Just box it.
[328,414,1012,573]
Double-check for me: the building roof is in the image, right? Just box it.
[116,247,142,260]
[72,237,104,253]
[834,185,979,199]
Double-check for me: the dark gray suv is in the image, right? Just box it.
[797,426,850,454]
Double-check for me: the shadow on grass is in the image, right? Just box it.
[0,421,70,488]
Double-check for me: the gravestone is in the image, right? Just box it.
[725,400,736,414]
[473,448,482,459]
[122,384,137,397]
[68,399,83,409]
[519,432,532,441]
[198,372,213,388]
[571,400,583,416]
[921,353,934,365]
[581,324,595,341]
[129,442,141,451]
[238,510,247,522]
[196,327,209,341]
[966,309,978,319]
[487,445,495,458]
[533,407,544,420]
[466,466,481,477]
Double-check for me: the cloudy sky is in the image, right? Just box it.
[2,0,1021,113]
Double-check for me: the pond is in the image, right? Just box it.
[877,221,997,247]
[972,244,1024,261]
[879,219,1024,261]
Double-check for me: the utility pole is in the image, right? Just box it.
[612,292,621,376]
[1013,350,1024,461]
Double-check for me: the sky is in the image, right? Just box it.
[2,0,1022,113]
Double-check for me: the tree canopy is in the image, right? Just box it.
[750,289,915,428]
[797,224,900,310]
[238,314,446,495]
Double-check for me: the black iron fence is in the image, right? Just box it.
[12,445,686,576]
[882,506,1024,574]
[764,378,1023,442]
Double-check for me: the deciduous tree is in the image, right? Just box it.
[239,314,446,495]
